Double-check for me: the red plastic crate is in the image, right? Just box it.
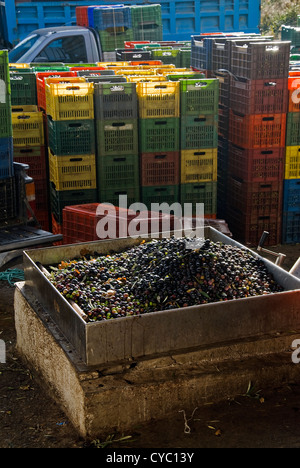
[51,213,64,245]
[33,178,50,212]
[36,71,77,111]
[125,41,150,49]
[230,77,289,115]
[140,151,180,187]
[229,111,287,149]
[227,144,285,182]
[227,176,283,220]
[226,206,282,247]
[76,6,89,26]
[69,66,106,72]
[13,146,47,180]
[288,76,300,112]
[129,60,163,67]
[63,203,175,243]
[35,209,50,232]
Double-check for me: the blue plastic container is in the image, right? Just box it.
[0,137,14,180]
[283,179,300,213]
[87,5,125,28]
[93,6,132,31]
[282,211,300,244]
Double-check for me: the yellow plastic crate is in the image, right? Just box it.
[137,81,180,118]
[180,148,218,183]
[285,145,300,179]
[48,149,97,191]
[128,75,167,82]
[12,107,44,146]
[158,67,190,75]
[116,69,157,76]
[45,82,94,121]
[9,63,31,69]
[97,62,130,68]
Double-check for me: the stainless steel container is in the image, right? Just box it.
[23,227,300,367]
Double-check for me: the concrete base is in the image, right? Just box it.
[14,282,300,439]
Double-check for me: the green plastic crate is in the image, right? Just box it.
[139,117,180,153]
[141,184,179,210]
[97,154,139,190]
[180,78,219,116]
[180,182,217,215]
[47,117,96,156]
[286,112,300,147]
[181,115,219,149]
[96,119,139,157]
[10,71,37,106]
[180,48,192,68]
[31,65,70,72]
[152,49,182,67]
[133,25,163,42]
[167,72,205,81]
[50,182,97,223]
[0,105,12,139]
[99,29,134,52]
[98,186,140,206]
[0,50,10,89]
[131,4,163,42]
[94,82,138,120]
[131,4,162,27]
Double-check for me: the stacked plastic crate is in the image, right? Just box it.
[131,4,163,42]
[94,80,140,208]
[11,105,48,228]
[281,24,300,61]
[44,78,97,235]
[137,80,181,209]
[92,5,134,61]
[282,71,300,243]
[0,51,16,225]
[179,78,219,217]
[227,39,290,246]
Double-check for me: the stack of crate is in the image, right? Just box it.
[281,24,300,60]
[0,51,16,225]
[282,71,300,243]
[44,78,97,234]
[92,5,134,59]
[137,80,181,208]
[11,105,47,228]
[226,39,290,246]
[179,78,219,217]
[94,80,140,207]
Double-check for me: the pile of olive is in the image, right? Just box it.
[49,237,283,323]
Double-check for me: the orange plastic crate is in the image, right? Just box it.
[36,71,77,111]
[229,111,286,149]
[288,76,300,112]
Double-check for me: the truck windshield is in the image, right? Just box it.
[9,34,44,62]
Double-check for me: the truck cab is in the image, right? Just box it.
[8,26,103,63]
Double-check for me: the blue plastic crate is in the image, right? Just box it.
[87,5,124,28]
[283,179,300,213]
[91,6,132,30]
[0,138,14,180]
[282,211,300,244]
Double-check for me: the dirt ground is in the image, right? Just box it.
[0,243,300,449]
